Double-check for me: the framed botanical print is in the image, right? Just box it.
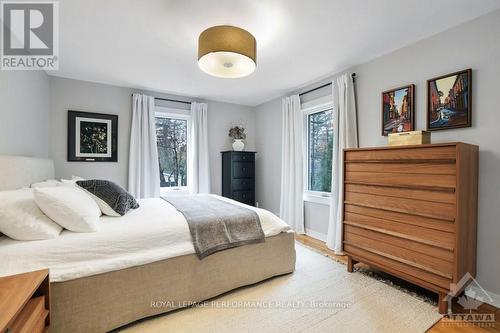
[381,84,415,136]
[427,69,472,131]
[68,111,118,162]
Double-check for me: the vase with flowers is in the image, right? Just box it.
[228,126,246,151]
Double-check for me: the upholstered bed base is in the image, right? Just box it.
[50,231,296,333]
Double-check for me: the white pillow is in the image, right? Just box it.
[34,186,101,232]
[60,176,85,186]
[0,189,62,241]
[31,179,62,188]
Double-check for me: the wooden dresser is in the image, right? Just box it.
[342,143,478,313]
[0,269,50,333]
[222,151,256,206]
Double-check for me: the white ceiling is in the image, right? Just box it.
[52,0,500,106]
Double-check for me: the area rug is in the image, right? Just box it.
[118,243,442,333]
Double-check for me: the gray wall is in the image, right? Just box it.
[255,98,282,213]
[254,9,500,295]
[0,71,50,157]
[49,77,133,186]
[48,76,255,194]
[352,9,500,296]
[206,100,255,195]
[304,202,329,240]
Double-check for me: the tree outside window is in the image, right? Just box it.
[155,117,188,188]
[308,109,333,192]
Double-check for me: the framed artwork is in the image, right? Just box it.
[381,84,414,136]
[68,111,118,162]
[427,69,472,131]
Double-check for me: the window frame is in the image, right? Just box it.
[302,99,334,204]
[155,107,191,194]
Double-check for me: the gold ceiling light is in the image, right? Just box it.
[198,25,256,78]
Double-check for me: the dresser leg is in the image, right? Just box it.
[438,292,449,314]
[347,256,357,273]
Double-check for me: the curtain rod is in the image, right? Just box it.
[131,94,192,105]
[298,73,356,97]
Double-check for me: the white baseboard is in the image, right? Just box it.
[305,229,327,242]
[466,285,500,309]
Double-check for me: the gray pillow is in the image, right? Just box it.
[76,180,139,216]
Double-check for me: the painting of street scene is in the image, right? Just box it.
[427,69,471,130]
[382,85,414,136]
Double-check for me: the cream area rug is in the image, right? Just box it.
[118,243,442,333]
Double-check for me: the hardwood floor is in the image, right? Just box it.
[295,234,499,333]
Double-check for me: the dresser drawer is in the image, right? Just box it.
[345,183,455,205]
[345,145,457,162]
[344,224,454,262]
[344,191,455,221]
[344,244,452,290]
[232,178,254,190]
[345,171,456,191]
[343,209,455,250]
[345,204,455,233]
[232,162,254,178]
[232,191,254,204]
[231,152,255,162]
[345,162,456,175]
[10,296,48,333]
[344,227,454,278]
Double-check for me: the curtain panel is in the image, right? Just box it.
[326,73,359,252]
[280,95,305,234]
[128,94,161,198]
[188,102,210,194]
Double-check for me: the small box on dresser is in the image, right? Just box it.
[221,151,256,206]
[342,142,478,314]
[388,130,431,146]
[0,269,50,333]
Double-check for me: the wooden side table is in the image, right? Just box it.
[0,269,50,333]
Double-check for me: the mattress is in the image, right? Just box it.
[0,195,290,282]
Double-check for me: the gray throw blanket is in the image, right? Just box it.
[162,194,265,259]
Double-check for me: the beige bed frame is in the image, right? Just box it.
[0,155,296,332]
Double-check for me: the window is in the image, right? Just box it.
[305,105,334,194]
[155,113,189,188]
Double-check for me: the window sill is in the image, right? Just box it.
[303,192,331,205]
[160,187,189,196]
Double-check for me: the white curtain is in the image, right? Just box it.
[188,102,210,194]
[280,95,305,234]
[128,94,160,198]
[326,73,359,252]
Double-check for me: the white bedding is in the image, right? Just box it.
[0,195,291,282]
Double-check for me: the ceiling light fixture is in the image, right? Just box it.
[198,25,256,78]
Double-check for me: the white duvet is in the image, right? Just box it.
[0,195,291,282]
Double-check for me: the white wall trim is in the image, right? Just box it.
[466,285,500,309]
[155,105,190,116]
[303,192,330,205]
[301,95,333,110]
[305,228,327,242]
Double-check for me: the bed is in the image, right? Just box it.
[0,155,296,333]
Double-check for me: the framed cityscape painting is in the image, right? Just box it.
[427,69,472,131]
[381,84,414,136]
[68,111,118,162]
